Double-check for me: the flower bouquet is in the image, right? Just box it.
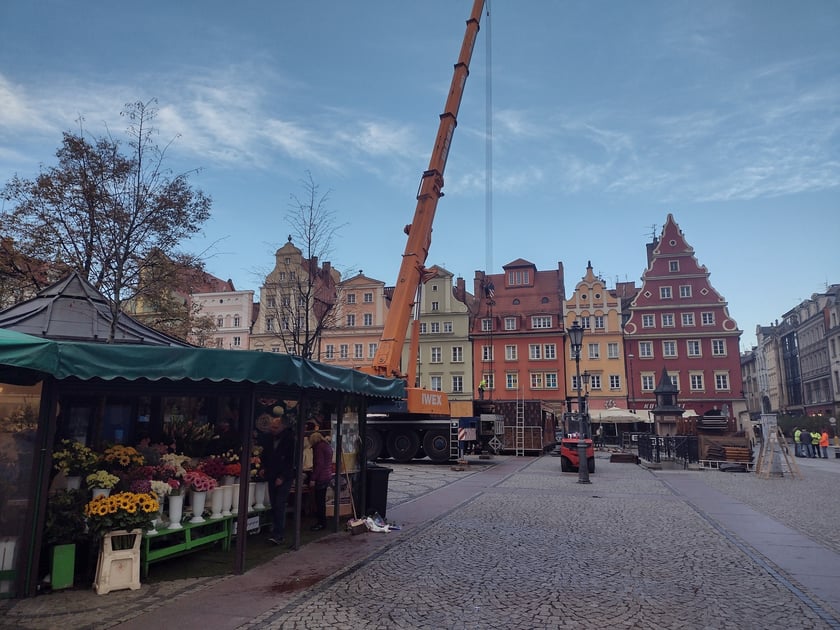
[83,491,160,539]
[86,470,120,490]
[199,456,227,481]
[250,445,263,479]
[224,462,242,477]
[53,439,99,477]
[163,417,215,457]
[102,445,145,471]
[183,470,218,493]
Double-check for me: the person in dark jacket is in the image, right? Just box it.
[308,431,333,531]
[260,415,295,544]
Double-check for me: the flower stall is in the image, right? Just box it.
[0,326,404,598]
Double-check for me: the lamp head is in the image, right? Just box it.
[568,320,584,354]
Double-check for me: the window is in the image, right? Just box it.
[346,293,356,304]
[588,343,600,359]
[504,317,517,331]
[679,285,692,298]
[363,313,373,326]
[265,317,274,332]
[701,312,715,325]
[430,322,440,333]
[663,341,677,357]
[298,295,306,307]
[508,270,530,285]
[289,271,296,280]
[544,344,556,360]
[284,257,291,264]
[505,345,518,361]
[661,313,675,327]
[431,347,442,363]
[452,346,463,362]
[607,342,619,359]
[267,296,276,308]
[271,347,281,353]
[589,374,602,390]
[368,343,377,358]
[506,373,519,389]
[580,316,591,329]
[339,344,349,359]
[642,314,655,328]
[482,346,494,361]
[687,340,701,357]
[682,313,695,326]
[325,344,335,359]
[531,372,544,389]
[277,272,285,281]
[419,322,427,334]
[354,344,363,359]
[690,373,704,391]
[529,344,542,360]
[452,375,463,393]
[215,338,223,348]
[715,373,730,391]
[482,318,493,331]
[545,373,558,388]
[443,321,453,333]
[609,374,621,389]
[660,286,673,299]
[217,316,224,327]
[432,284,438,292]
[482,373,495,389]
[430,376,442,391]
[532,316,552,329]
[642,374,655,391]
[639,342,653,358]
[282,295,291,307]
[712,339,726,356]
[346,314,356,327]
[363,292,373,303]
[234,315,240,327]
[594,316,605,330]
[431,301,439,311]
[232,336,241,347]
[669,260,679,272]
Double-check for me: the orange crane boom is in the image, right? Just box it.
[360,0,484,416]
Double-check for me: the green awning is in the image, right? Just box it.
[0,327,404,399]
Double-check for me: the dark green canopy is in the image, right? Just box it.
[0,327,404,399]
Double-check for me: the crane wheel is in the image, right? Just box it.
[423,430,450,463]
[386,429,420,463]
[365,429,384,461]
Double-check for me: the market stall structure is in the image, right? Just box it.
[0,274,404,599]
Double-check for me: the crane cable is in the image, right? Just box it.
[484,1,493,275]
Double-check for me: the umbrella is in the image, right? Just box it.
[589,407,653,423]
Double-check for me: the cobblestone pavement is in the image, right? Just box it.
[3,453,840,629]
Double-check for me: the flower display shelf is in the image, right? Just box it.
[94,529,142,595]
[141,517,232,578]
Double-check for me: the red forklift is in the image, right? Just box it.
[558,411,595,474]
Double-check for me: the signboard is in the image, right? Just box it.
[231,515,261,536]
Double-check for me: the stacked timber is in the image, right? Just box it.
[723,446,752,462]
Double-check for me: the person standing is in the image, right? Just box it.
[308,431,333,531]
[793,427,802,457]
[811,430,821,459]
[820,429,830,459]
[261,415,295,545]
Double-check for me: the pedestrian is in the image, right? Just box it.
[308,431,333,531]
[811,430,821,458]
[595,425,604,448]
[793,427,802,457]
[260,414,296,545]
[820,429,830,459]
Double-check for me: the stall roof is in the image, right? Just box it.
[0,327,405,399]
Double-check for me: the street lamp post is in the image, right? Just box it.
[567,320,590,484]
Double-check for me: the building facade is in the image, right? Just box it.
[191,288,255,350]
[622,214,746,426]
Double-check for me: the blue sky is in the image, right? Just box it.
[1,1,838,350]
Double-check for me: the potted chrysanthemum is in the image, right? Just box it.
[84,491,159,594]
[52,440,99,489]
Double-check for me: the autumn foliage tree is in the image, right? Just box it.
[0,99,211,341]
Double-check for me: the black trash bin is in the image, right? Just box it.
[365,464,393,518]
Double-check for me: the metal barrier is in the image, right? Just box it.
[636,435,699,468]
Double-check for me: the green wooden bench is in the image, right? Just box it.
[141,517,232,577]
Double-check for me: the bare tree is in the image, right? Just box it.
[0,99,212,340]
[260,172,344,359]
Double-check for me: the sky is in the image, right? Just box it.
[1,1,838,350]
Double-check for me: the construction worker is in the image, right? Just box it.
[820,429,829,459]
[811,430,821,458]
[794,427,802,457]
